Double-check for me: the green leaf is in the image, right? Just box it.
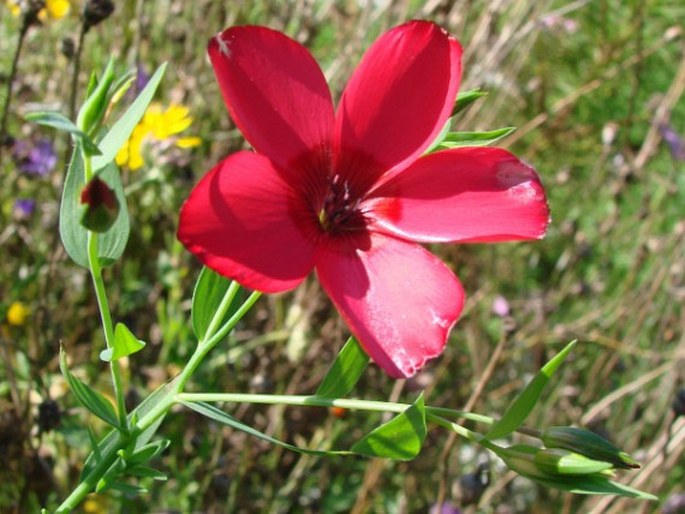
[59,144,130,268]
[127,465,168,481]
[24,111,101,155]
[181,401,352,457]
[80,376,178,481]
[351,394,426,461]
[433,127,515,150]
[106,481,148,495]
[191,266,244,341]
[485,341,576,440]
[316,337,369,398]
[452,88,488,116]
[533,474,657,500]
[60,347,120,428]
[100,323,146,362]
[425,118,452,154]
[92,62,167,172]
[126,439,170,467]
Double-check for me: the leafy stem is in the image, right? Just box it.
[55,285,261,513]
[83,149,128,429]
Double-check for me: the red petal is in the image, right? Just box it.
[334,21,462,181]
[367,148,550,243]
[315,233,464,378]
[208,26,334,171]
[178,152,316,293]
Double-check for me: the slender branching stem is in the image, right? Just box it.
[0,18,31,165]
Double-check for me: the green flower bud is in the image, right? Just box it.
[541,426,639,470]
[534,448,614,476]
[77,59,115,137]
[500,444,550,480]
[79,176,119,232]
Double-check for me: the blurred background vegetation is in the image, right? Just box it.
[1,0,684,512]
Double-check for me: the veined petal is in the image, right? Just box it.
[334,21,462,181]
[315,233,464,378]
[178,152,316,293]
[208,26,334,172]
[367,147,550,243]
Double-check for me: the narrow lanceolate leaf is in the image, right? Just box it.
[126,439,171,467]
[351,394,426,461]
[191,266,245,341]
[316,337,369,398]
[92,62,167,172]
[433,127,515,150]
[24,111,101,155]
[60,347,120,428]
[181,401,352,456]
[533,474,658,500]
[59,143,130,268]
[100,323,146,362]
[127,465,168,481]
[452,88,488,116]
[105,481,148,495]
[485,341,576,441]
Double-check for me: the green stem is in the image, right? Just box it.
[200,280,242,344]
[82,151,128,429]
[175,392,496,430]
[54,284,260,513]
[426,413,503,453]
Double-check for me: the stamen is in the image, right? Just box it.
[317,174,364,234]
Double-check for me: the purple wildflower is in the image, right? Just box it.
[659,124,685,161]
[14,199,36,219]
[13,138,57,176]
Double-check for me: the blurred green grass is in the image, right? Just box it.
[1,0,684,512]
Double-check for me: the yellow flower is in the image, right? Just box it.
[44,0,70,19]
[5,0,20,16]
[116,102,201,171]
[5,0,70,19]
[7,302,29,326]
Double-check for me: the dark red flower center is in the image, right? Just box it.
[317,174,365,234]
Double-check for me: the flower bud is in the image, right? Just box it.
[541,426,639,470]
[77,59,115,137]
[84,0,115,31]
[80,176,120,232]
[534,448,613,476]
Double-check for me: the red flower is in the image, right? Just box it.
[178,21,549,378]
